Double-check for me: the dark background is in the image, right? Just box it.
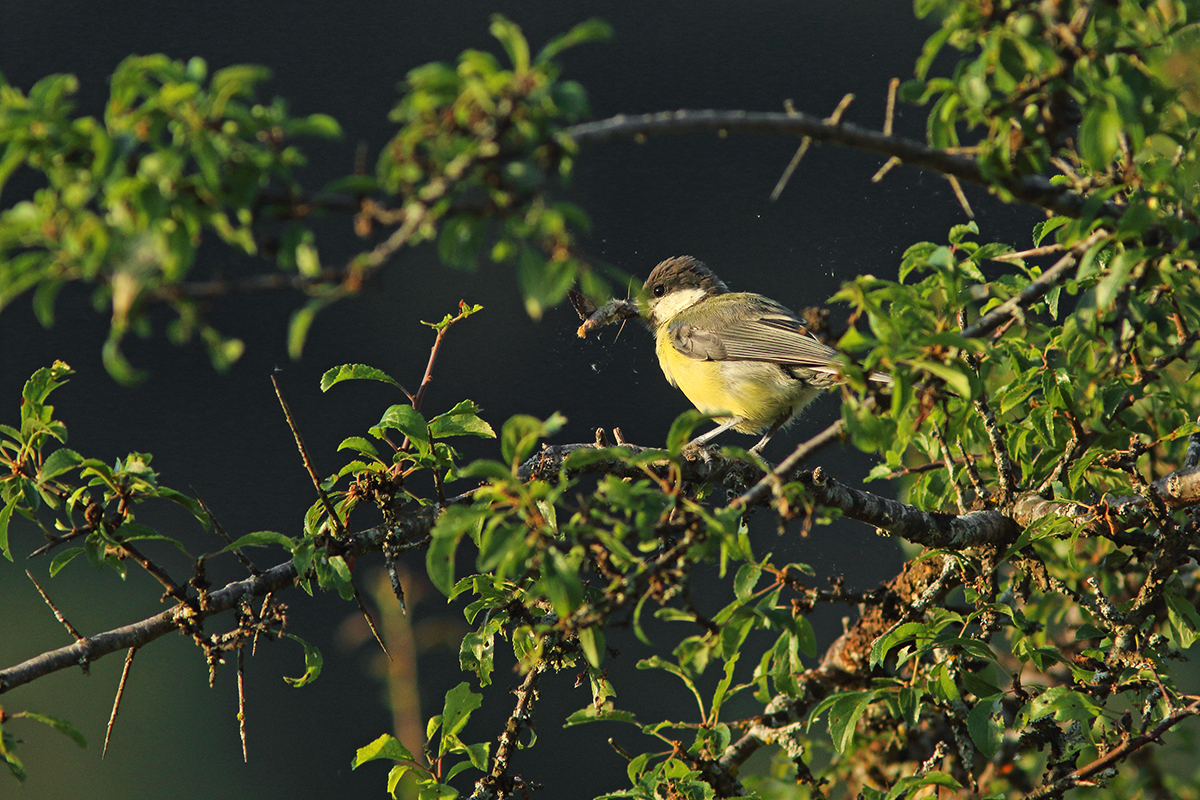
[0,2,1038,797]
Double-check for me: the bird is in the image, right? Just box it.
[641,255,878,455]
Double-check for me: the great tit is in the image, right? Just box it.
[642,255,870,454]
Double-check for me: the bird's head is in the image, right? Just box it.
[641,256,728,327]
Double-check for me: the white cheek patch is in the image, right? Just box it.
[651,288,708,326]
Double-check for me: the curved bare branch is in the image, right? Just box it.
[566,110,1123,221]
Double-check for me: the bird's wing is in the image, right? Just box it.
[669,308,840,371]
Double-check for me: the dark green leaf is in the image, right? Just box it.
[48,547,84,576]
[966,695,1004,759]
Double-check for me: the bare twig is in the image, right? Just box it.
[194,492,260,576]
[102,648,137,758]
[118,540,189,602]
[797,466,1020,548]
[272,375,346,538]
[25,570,84,643]
[567,111,1124,221]
[989,243,1068,262]
[962,231,1107,341]
[731,418,847,509]
[872,157,901,183]
[933,421,968,513]
[770,137,812,201]
[771,95,854,201]
[1037,410,1084,495]
[946,174,974,218]
[976,394,1019,506]
[353,583,391,660]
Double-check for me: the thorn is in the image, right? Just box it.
[103,648,137,758]
[353,583,391,660]
[872,156,901,183]
[26,570,85,643]
[947,174,974,218]
[883,78,899,137]
[237,647,248,762]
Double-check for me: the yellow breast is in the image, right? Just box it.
[655,326,787,432]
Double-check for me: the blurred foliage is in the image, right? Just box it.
[5,3,1200,800]
[0,16,611,383]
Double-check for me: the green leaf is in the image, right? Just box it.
[825,691,872,753]
[564,707,639,727]
[967,695,1004,759]
[48,547,84,576]
[427,506,483,595]
[500,413,566,468]
[0,500,15,561]
[884,772,962,800]
[1166,590,1200,649]
[102,337,146,385]
[372,405,430,446]
[11,712,86,749]
[579,626,605,668]
[320,364,404,393]
[720,609,756,661]
[352,733,416,768]
[287,297,332,360]
[536,18,612,63]
[439,683,482,756]
[387,765,415,796]
[20,361,73,418]
[710,655,739,722]
[869,622,927,668]
[219,530,296,553]
[429,400,496,439]
[338,436,380,458]
[489,14,531,73]
[1096,249,1142,309]
[667,410,708,453]
[905,359,974,397]
[1077,102,1121,169]
[296,112,342,138]
[733,563,762,602]
[1032,217,1070,246]
[282,633,323,687]
[38,448,82,481]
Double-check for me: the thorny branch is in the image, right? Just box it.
[1025,696,1200,800]
[7,425,1199,695]
[470,664,546,800]
[566,111,1123,221]
[0,508,439,693]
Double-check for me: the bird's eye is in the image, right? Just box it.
[653,284,666,297]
